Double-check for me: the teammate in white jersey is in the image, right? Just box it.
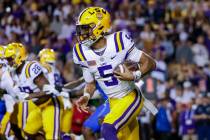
[38,48,74,139]
[0,45,28,140]
[4,43,64,140]
[73,7,156,140]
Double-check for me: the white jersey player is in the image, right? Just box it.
[74,7,156,140]
[4,43,64,140]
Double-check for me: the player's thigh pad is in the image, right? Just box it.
[17,101,38,130]
[42,97,63,140]
[0,112,11,136]
[103,90,143,131]
[24,107,42,135]
[61,108,73,133]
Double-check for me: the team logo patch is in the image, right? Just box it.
[87,60,96,66]
[96,13,103,20]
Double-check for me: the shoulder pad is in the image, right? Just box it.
[25,61,42,79]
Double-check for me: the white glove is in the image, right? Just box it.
[17,92,29,101]
[62,97,72,110]
[3,94,16,113]
[60,91,70,98]
[43,84,59,96]
[62,88,72,92]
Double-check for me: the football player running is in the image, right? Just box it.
[73,7,156,140]
[4,43,64,140]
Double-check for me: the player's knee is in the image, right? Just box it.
[101,123,117,137]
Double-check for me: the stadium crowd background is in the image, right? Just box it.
[0,0,210,140]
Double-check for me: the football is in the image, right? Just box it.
[114,61,140,73]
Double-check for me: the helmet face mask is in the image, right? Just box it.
[76,24,95,43]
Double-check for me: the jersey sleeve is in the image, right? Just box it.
[73,44,88,68]
[82,67,94,83]
[122,31,143,62]
[26,61,43,80]
[1,71,14,94]
[73,46,80,65]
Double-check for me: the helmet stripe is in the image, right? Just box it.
[78,8,89,23]
[25,62,36,78]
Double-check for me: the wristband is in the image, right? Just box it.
[132,70,142,81]
[83,92,90,100]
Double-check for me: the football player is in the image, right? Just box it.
[73,7,156,140]
[4,43,64,140]
[0,45,26,140]
[38,48,73,139]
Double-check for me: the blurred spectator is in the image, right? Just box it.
[50,15,63,35]
[194,94,210,140]
[175,38,193,64]
[181,81,195,105]
[139,109,152,140]
[179,100,197,140]
[192,35,209,67]
[155,97,173,140]
[170,84,183,105]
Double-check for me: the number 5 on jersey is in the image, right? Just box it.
[98,65,118,87]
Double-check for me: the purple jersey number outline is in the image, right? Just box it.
[98,65,118,86]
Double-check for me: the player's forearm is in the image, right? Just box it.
[84,81,96,98]
[69,90,84,98]
[25,92,50,100]
[64,77,84,89]
[139,53,156,78]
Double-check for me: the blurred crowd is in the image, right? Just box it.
[0,0,210,140]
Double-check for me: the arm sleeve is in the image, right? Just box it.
[82,68,94,83]
[122,31,143,62]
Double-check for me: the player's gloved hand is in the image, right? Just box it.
[43,84,59,96]
[17,92,29,101]
[114,65,134,81]
[3,94,16,113]
[62,87,72,92]
[60,91,70,98]
[75,95,89,113]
